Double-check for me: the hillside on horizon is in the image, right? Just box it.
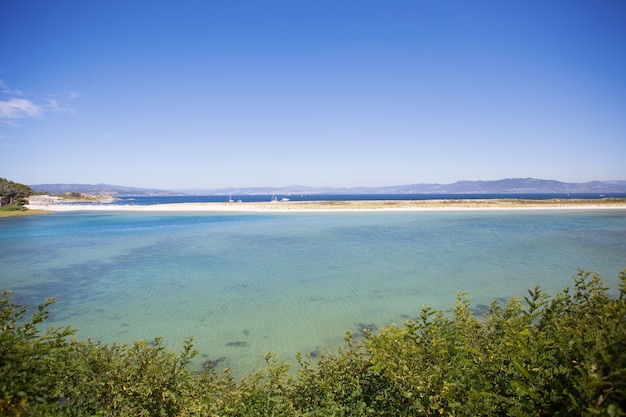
[30,178,626,197]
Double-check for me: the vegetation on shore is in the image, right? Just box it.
[0,178,33,213]
[0,178,115,217]
[0,209,50,218]
[2,270,625,416]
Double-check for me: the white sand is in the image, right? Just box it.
[25,199,626,213]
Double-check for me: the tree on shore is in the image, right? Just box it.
[0,178,33,208]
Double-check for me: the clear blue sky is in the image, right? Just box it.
[1,1,625,190]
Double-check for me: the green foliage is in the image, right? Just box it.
[0,178,33,208]
[0,292,74,416]
[0,202,28,212]
[2,270,625,416]
[293,333,375,415]
[367,270,626,416]
[56,337,199,416]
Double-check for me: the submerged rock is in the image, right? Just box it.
[226,341,248,347]
[202,356,226,369]
[357,323,378,336]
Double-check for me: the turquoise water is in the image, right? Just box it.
[1,210,625,375]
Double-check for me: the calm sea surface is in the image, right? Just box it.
[1,209,625,375]
[112,192,626,205]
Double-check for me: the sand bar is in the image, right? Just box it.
[25,198,626,213]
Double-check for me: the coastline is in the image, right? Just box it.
[0,209,51,217]
[25,198,626,213]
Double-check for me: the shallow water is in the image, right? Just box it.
[1,210,625,375]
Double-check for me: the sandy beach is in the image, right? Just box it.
[25,198,626,213]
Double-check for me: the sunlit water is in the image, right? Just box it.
[1,210,625,375]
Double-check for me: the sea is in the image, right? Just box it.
[1,193,626,376]
[111,192,626,205]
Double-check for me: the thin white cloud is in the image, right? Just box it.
[0,79,78,125]
[0,80,24,96]
[0,98,42,119]
[45,97,75,115]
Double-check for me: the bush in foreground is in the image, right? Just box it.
[1,269,625,416]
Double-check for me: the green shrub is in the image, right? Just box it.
[367,270,626,416]
[0,202,28,212]
[293,333,384,416]
[0,292,74,416]
[1,270,625,416]
[57,337,198,416]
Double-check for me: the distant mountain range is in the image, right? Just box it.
[30,178,626,196]
[30,183,186,196]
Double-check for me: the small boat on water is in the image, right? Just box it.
[271,195,290,202]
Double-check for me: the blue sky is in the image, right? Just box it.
[1,1,625,190]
